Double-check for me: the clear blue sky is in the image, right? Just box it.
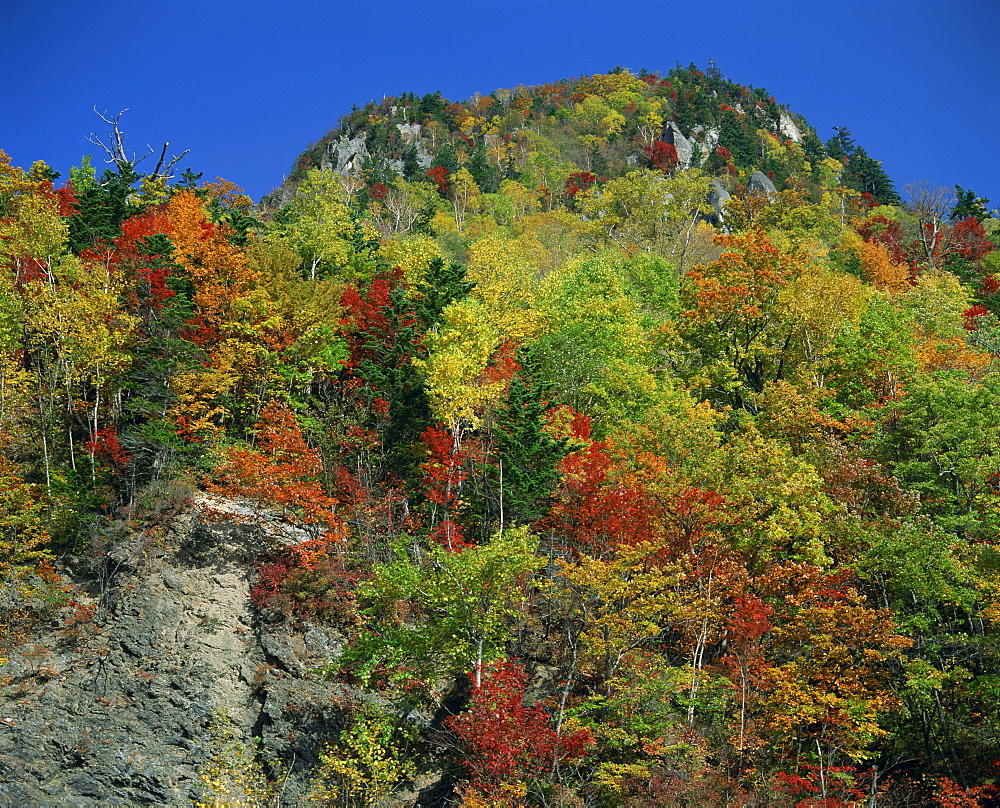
[4,0,998,206]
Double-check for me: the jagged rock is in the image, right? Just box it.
[779,111,802,142]
[319,134,369,175]
[708,179,732,224]
[701,127,720,165]
[0,504,349,807]
[414,143,433,171]
[396,122,421,144]
[662,121,694,169]
[748,170,777,198]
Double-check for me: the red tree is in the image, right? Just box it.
[446,658,592,796]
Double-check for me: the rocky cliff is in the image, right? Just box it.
[0,497,388,807]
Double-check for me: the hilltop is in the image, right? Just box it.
[269,63,897,211]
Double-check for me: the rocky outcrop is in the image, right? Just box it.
[707,179,732,226]
[319,135,369,175]
[778,111,802,142]
[0,502,349,807]
[748,170,777,199]
[662,121,694,169]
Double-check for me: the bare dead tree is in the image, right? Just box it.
[906,181,955,269]
[88,108,190,181]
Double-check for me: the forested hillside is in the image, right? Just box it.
[2,65,1000,805]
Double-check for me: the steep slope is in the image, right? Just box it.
[0,497,348,806]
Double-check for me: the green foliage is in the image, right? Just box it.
[879,369,1000,539]
[345,527,544,684]
[491,370,568,526]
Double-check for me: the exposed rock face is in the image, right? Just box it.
[697,127,720,166]
[748,170,777,198]
[778,111,802,142]
[319,135,369,175]
[662,121,694,169]
[0,503,347,807]
[396,123,422,144]
[707,179,732,225]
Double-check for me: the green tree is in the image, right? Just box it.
[492,371,568,527]
[347,527,544,687]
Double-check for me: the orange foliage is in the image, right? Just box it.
[858,240,910,292]
[915,336,991,377]
[166,190,258,346]
[210,401,346,542]
[685,229,796,324]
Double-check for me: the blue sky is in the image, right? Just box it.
[4,0,998,206]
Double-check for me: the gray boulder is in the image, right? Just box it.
[707,179,731,225]
[662,121,694,169]
[748,170,777,198]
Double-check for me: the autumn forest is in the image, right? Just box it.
[2,65,1000,805]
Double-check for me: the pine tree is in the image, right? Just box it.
[413,257,476,329]
[951,185,991,222]
[492,369,568,527]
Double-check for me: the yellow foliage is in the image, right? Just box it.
[550,542,683,683]
[779,265,865,368]
[379,235,442,286]
[196,712,275,807]
[413,298,507,428]
[467,229,545,341]
[455,780,529,807]
[311,707,415,807]
[168,366,234,441]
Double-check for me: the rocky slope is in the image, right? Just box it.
[0,497,356,806]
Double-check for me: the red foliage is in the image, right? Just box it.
[773,764,865,805]
[715,146,732,161]
[370,182,389,200]
[427,165,449,195]
[446,659,593,795]
[643,140,679,172]
[545,442,662,553]
[340,268,417,375]
[856,215,908,266]
[250,540,364,623]
[12,256,51,287]
[55,183,78,216]
[563,171,597,198]
[114,210,176,314]
[420,425,472,550]
[931,775,998,806]
[84,426,131,470]
[948,216,994,264]
[727,593,774,645]
[420,426,467,507]
[479,339,521,385]
[964,303,991,331]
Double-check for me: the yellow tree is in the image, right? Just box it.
[466,228,545,342]
[448,167,481,232]
[273,167,377,279]
[580,169,715,270]
[412,298,506,430]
